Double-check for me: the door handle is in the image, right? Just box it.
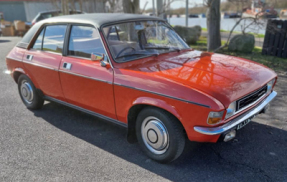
[63,62,72,70]
[26,55,33,61]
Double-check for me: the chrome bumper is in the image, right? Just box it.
[194,91,277,135]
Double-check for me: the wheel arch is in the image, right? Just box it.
[12,68,40,88]
[126,97,185,143]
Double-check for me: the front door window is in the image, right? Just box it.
[68,25,107,60]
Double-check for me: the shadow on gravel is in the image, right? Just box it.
[0,40,11,43]
[32,101,287,182]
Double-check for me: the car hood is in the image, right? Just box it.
[118,50,277,107]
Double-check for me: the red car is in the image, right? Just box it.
[6,13,277,163]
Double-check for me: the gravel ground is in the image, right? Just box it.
[0,37,286,182]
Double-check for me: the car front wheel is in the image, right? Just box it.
[136,107,185,163]
[18,74,44,110]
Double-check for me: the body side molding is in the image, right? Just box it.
[114,83,211,108]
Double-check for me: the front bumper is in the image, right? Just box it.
[194,91,277,135]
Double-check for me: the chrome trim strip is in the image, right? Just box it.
[114,83,210,108]
[23,61,57,71]
[60,70,113,84]
[67,55,91,60]
[194,91,277,135]
[44,96,127,128]
[6,56,23,62]
[42,50,62,56]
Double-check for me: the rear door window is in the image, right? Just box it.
[31,25,67,54]
[32,28,44,50]
[68,25,106,59]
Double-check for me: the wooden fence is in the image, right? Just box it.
[262,19,287,58]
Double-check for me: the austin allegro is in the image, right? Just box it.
[6,13,277,163]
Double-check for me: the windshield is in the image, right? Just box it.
[102,21,189,62]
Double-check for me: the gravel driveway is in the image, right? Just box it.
[0,37,286,182]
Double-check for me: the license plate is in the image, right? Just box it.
[236,118,252,130]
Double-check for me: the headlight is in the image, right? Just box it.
[207,111,224,125]
[225,101,236,119]
[267,79,275,92]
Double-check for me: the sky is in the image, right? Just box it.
[140,0,205,10]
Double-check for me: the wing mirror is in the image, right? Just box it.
[91,52,104,61]
[91,53,110,68]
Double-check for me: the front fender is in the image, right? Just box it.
[132,96,182,121]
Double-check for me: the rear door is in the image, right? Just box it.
[23,25,67,100]
[59,25,116,119]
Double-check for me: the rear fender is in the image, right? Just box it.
[12,67,40,88]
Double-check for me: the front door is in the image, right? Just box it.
[59,25,116,119]
[23,25,67,100]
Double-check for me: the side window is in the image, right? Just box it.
[43,25,67,53]
[68,25,106,59]
[32,28,45,50]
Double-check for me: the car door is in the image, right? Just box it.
[23,25,67,100]
[59,25,116,119]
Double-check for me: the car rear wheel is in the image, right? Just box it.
[136,107,185,163]
[18,74,44,110]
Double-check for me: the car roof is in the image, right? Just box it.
[19,13,165,49]
[39,13,164,28]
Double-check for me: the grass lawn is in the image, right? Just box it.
[201,28,265,38]
[191,36,287,73]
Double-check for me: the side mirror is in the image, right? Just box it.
[91,52,104,61]
[91,53,111,68]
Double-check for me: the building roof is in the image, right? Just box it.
[40,13,164,28]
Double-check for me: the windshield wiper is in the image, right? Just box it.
[144,46,181,52]
[116,52,159,59]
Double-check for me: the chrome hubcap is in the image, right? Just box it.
[20,80,33,104]
[141,116,169,154]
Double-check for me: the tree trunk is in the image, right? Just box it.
[207,0,221,52]
[61,0,70,15]
[123,0,140,14]
[79,0,83,12]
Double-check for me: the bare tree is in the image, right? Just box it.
[61,0,70,15]
[141,1,149,14]
[78,0,83,12]
[213,1,268,52]
[122,0,140,14]
[206,0,221,52]
[156,0,184,17]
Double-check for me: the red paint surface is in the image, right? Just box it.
[59,56,117,119]
[23,50,65,100]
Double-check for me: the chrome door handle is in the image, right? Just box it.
[63,62,72,70]
[26,55,33,61]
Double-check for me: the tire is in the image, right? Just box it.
[18,74,44,110]
[136,107,185,163]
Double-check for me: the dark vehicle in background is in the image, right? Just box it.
[31,10,83,25]
[188,14,199,18]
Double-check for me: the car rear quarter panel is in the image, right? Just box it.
[6,47,31,82]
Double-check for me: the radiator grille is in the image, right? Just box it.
[236,85,267,111]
